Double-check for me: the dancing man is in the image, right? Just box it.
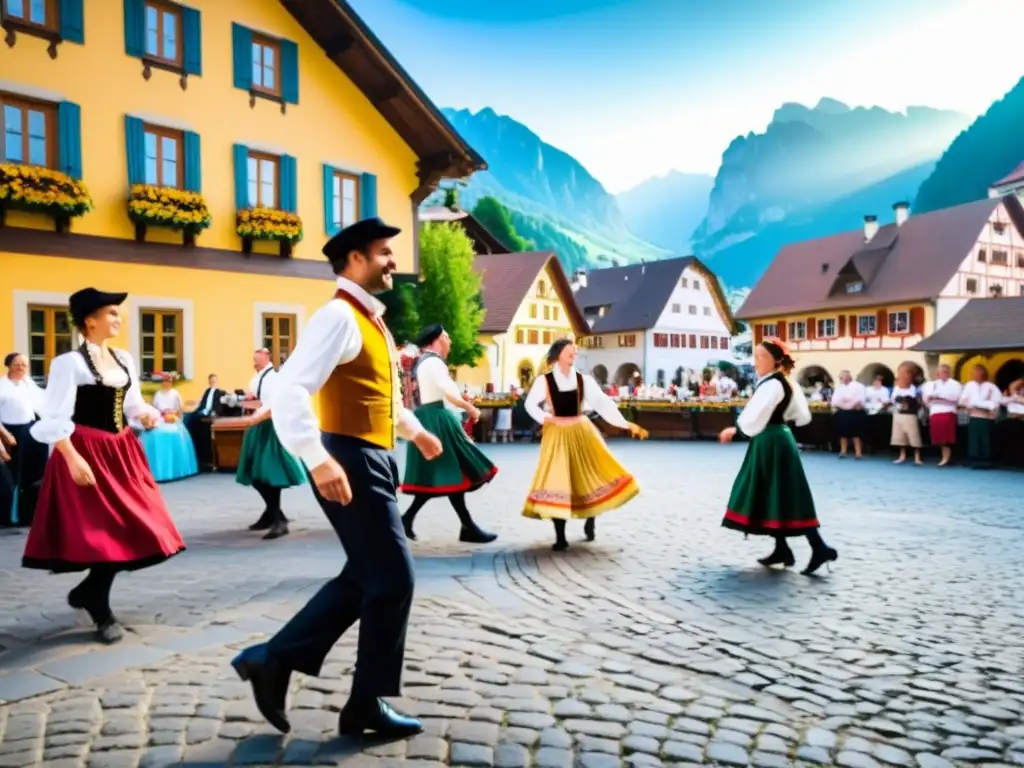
[231,218,442,738]
[235,348,306,540]
[523,338,647,550]
[400,324,497,543]
[718,337,838,575]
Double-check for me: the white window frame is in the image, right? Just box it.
[887,309,910,335]
[817,317,837,338]
[126,296,195,380]
[13,291,82,369]
[787,321,806,340]
[253,302,306,355]
[762,322,779,337]
[856,314,877,336]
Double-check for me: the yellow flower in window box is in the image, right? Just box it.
[236,207,304,245]
[128,184,212,242]
[0,163,92,223]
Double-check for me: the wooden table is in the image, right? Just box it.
[211,417,250,472]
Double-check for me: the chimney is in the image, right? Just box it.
[893,201,909,226]
[863,214,878,241]
[570,268,588,292]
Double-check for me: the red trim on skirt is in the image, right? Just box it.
[400,466,498,496]
[929,412,957,445]
[723,508,820,531]
[23,425,185,573]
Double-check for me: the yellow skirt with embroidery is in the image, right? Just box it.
[522,417,639,520]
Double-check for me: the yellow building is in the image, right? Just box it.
[737,197,1024,386]
[913,297,1024,389]
[455,251,589,390]
[0,0,483,398]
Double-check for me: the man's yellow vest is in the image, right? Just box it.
[317,289,397,449]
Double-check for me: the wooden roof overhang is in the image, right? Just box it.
[280,0,486,203]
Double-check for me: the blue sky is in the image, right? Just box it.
[348,0,1024,193]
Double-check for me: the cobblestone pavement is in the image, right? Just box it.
[0,442,1022,768]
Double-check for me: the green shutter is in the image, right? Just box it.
[323,164,336,234]
[280,155,297,212]
[57,102,83,180]
[123,0,144,57]
[124,116,145,186]
[233,143,250,209]
[359,173,378,219]
[58,0,84,44]
[182,6,202,76]
[183,132,201,192]
[281,40,299,104]
[232,24,253,91]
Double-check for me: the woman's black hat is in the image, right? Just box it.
[69,288,128,327]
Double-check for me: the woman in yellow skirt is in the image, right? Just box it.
[523,339,647,550]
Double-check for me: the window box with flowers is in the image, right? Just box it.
[139,370,186,399]
[232,144,301,257]
[236,207,303,258]
[128,185,211,246]
[0,163,92,232]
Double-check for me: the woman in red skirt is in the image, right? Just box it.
[23,288,185,644]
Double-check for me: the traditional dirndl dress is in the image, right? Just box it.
[138,419,199,483]
[235,420,306,489]
[401,401,497,496]
[23,348,185,572]
[722,372,819,537]
[523,371,638,520]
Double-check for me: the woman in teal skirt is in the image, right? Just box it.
[235,405,306,541]
[401,324,497,543]
[718,338,838,575]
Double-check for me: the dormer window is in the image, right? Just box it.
[845,281,864,294]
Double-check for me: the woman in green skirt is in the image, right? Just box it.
[401,325,497,543]
[718,338,838,575]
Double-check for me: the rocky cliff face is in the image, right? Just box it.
[691,98,971,257]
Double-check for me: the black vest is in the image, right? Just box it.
[72,345,132,433]
[758,372,793,425]
[546,371,584,417]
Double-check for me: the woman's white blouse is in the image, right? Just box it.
[524,367,630,429]
[737,375,812,437]
[30,345,159,445]
[0,376,45,424]
[152,388,183,413]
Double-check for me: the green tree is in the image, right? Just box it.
[417,222,485,367]
[472,196,531,252]
[379,281,420,346]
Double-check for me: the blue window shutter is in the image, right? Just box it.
[322,164,336,234]
[280,155,297,212]
[124,116,145,186]
[232,24,253,91]
[123,0,144,57]
[182,6,202,76]
[57,102,83,180]
[59,0,85,44]
[233,143,250,209]
[183,132,201,192]
[281,40,299,104]
[360,173,378,219]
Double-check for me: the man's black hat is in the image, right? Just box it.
[322,217,401,266]
[414,323,445,348]
[69,288,128,327]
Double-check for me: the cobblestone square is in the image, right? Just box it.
[0,442,1021,768]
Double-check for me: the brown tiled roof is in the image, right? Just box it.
[573,256,740,334]
[992,161,1024,188]
[737,195,1024,320]
[474,252,589,336]
[912,297,1024,353]
[279,1,485,187]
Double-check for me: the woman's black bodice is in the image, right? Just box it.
[546,371,584,417]
[72,345,131,433]
[759,372,793,425]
